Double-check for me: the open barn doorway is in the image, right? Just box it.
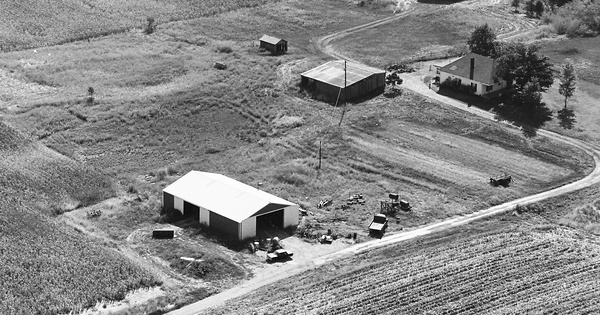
[256,210,284,237]
[183,201,199,222]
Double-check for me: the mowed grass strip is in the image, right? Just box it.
[331,6,507,67]
[202,225,600,315]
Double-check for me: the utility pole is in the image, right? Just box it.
[318,140,322,170]
[338,60,347,126]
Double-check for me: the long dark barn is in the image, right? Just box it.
[300,60,385,101]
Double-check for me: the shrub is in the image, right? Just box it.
[217,46,233,53]
[156,170,167,181]
[546,0,600,37]
[127,184,138,194]
[167,165,179,175]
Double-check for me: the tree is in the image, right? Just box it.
[467,24,497,57]
[502,79,553,135]
[525,0,536,17]
[87,87,94,105]
[385,72,403,87]
[558,59,577,109]
[511,0,521,11]
[495,42,554,92]
[144,17,156,34]
[511,80,545,115]
[534,0,545,17]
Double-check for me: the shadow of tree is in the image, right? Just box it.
[437,87,499,111]
[557,108,576,130]
[436,86,554,138]
[493,97,553,138]
[383,86,403,98]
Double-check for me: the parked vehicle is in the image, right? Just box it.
[266,249,294,262]
[369,214,389,235]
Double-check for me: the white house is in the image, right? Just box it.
[438,52,507,96]
[162,171,299,240]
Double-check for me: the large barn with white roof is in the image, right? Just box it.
[162,171,299,240]
[300,60,385,101]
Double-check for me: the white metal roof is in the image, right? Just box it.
[163,171,295,223]
[301,60,385,89]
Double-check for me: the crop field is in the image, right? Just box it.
[0,122,160,315]
[0,121,114,213]
[0,0,278,51]
[204,221,600,315]
[0,206,161,315]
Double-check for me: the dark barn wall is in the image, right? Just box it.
[163,192,174,211]
[209,211,239,238]
[183,201,199,221]
[344,73,385,100]
[260,41,276,54]
[304,73,385,102]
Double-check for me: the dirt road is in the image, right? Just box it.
[169,2,600,314]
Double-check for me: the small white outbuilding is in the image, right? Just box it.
[162,171,299,240]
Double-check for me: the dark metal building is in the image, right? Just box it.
[300,60,386,101]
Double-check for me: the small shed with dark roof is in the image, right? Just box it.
[300,60,385,101]
[259,35,288,55]
[438,52,507,96]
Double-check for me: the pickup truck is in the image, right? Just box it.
[266,249,294,262]
[369,214,389,235]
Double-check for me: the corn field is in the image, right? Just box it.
[206,228,600,315]
[0,202,161,315]
[0,122,159,315]
[0,0,277,51]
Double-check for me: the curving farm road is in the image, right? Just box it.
[169,2,600,314]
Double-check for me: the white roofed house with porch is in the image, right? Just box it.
[438,52,507,97]
[162,171,299,241]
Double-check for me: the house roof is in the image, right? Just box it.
[259,35,286,45]
[301,60,385,89]
[163,171,295,223]
[438,53,498,85]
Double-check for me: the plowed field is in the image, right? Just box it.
[203,223,600,315]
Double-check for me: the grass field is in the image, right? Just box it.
[331,6,509,67]
[0,0,592,242]
[539,36,600,145]
[1,0,599,313]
